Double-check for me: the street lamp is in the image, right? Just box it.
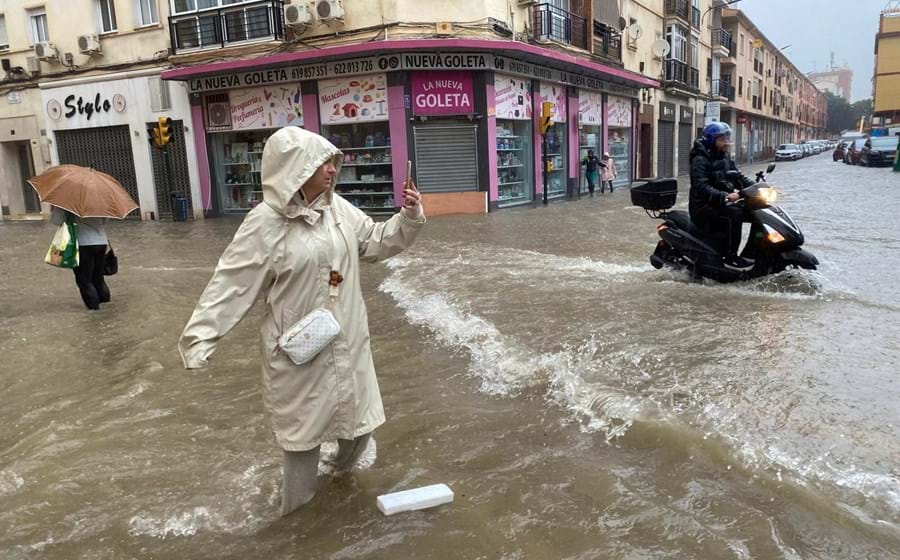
[701,0,744,26]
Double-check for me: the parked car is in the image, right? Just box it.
[775,143,803,161]
[801,144,812,157]
[833,140,849,161]
[843,137,868,165]
[859,136,899,167]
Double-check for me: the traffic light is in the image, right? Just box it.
[539,101,554,136]
[158,117,173,147]
[148,122,162,148]
[545,159,554,172]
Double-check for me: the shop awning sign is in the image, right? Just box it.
[185,52,639,99]
[411,71,474,116]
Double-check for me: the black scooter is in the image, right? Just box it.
[631,164,818,282]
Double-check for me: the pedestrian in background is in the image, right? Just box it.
[600,152,617,193]
[178,126,425,516]
[51,207,110,310]
[581,149,603,196]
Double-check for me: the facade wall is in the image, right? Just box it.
[874,13,900,119]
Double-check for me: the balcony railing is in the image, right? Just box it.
[711,28,733,54]
[169,0,284,53]
[711,79,735,100]
[663,59,699,90]
[665,0,690,23]
[533,3,588,50]
[592,21,622,62]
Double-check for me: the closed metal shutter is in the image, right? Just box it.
[657,121,675,178]
[678,123,693,176]
[413,124,478,193]
[55,125,141,214]
[148,120,194,220]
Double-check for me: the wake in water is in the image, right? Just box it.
[379,243,900,532]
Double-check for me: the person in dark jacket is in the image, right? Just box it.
[581,150,604,196]
[689,122,756,270]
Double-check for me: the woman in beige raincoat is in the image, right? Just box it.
[178,126,424,515]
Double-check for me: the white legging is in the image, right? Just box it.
[281,432,372,516]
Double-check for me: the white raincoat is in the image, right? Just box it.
[178,126,424,451]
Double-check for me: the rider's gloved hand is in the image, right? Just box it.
[725,192,740,202]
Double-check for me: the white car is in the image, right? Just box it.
[775,143,803,161]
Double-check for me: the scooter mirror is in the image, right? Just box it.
[767,163,776,173]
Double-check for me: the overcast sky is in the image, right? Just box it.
[738,0,888,102]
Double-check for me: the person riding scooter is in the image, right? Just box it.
[689,122,756,270]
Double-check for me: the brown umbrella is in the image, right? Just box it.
[28,164,138,219]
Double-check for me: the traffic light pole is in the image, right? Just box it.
[542,134,549,206]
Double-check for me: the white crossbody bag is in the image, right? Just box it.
[278,209,347,366]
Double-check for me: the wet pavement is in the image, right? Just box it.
[1,154,899,559]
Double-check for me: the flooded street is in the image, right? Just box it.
[2,155,899,559]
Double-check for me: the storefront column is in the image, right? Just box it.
[387,77,408,205]
[601,94,609,161]
[301,81,320,135]
[191,102,213,213]
[567,87,578,197]
[486,80,499,204]
[631,98,639,185]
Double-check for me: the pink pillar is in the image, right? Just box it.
[568,90,578,180]
[388,83,408,205]
[632,98,639,184]
[486,82,499,203]
[301,92,320,134]
[190,103,212,212]
[601,94,609,159]
[533,88,543,196]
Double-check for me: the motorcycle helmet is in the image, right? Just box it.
[702,122,733,150]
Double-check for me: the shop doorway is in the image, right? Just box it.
[148,120,194,220]
[639,123,653,178]
[56,125,141,216]
[678,122,693,176]
[17,142,40,213]
[657,121,675,178]
[413,123,479,193]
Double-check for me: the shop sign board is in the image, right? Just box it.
[607,96,633,127]
[494,73,532,120]
[704,101,721,125]
[318,73,388,125]
[229,85,303,130]
[539,82,566,123]
[659,101,676,122]
[411,71,474,115]
[184,52,640,99]
[578,90,603,126]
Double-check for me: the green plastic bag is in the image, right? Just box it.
[45,214,79,268]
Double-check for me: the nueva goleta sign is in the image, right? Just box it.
[185,53,639,99]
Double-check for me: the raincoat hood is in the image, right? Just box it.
[261,126,343,222]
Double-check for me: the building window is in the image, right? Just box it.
[691,36,699,69]
[137,0,159,26]
[666,24,687,62]
[96,0,117,33]
[28,7,49,44]
[738,76,743,96]
[171,0,259,14]
[739,33,744,55]
[0,15,8,50]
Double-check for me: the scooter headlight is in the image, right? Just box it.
[758,187,778,204]
[763,224,785,244]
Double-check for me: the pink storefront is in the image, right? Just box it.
[161,40,657,216]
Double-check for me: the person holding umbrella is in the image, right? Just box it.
[29,165,138,310]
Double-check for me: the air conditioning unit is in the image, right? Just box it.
[284,3,313,30]
[34,42,59,61]
[315,0,344,23]
[78,34,101,55]
[26,56,41,75]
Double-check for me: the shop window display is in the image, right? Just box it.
[213,130,271,212]
[323,121,394,214]
[579,127,601,194]
[545,123,567,198]
[496,120,533,206]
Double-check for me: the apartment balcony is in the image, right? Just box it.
[663,59,699,92]
[533,3,588,51]
[592,21,622,64]
[711,79,735,101]
[711,28,733,57]
[665,0,691,24]
[169,0,284,54]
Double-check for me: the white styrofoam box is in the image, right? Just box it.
[376,483,454,516]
